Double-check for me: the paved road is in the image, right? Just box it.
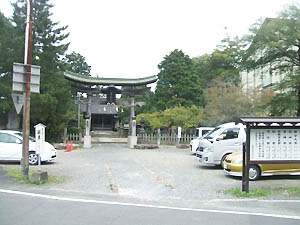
[1,190,300,225]
[1,143,300,224]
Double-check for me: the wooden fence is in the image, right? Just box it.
[64,132,193,145]
[137,133,193,145]
[67,133,82,143]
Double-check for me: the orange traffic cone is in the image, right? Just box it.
[65,141,70,152]
[70,141,74,151]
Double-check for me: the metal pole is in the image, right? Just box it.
[22,0,33,181]
[24,0,30,65]
[242,142,247,192]
[242,128,250,193]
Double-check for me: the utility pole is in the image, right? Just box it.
[21,0,33,181]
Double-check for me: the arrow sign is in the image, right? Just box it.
[12,93,25,114]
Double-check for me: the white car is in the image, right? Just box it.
[0,130,57,165]
[189,127,214,154]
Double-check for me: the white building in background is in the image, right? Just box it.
[240,17,297,94]
[241,64,284,93]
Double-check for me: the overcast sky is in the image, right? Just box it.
[0,0,297,79]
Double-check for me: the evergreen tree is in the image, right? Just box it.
[63,51,91,76]
[11,0,74,141]
[0,12,15,125]
[154,49,204,110]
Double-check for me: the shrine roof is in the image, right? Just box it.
[240,117,300,127]
[64,71,158,86]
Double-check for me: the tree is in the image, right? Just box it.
[154,49,205,110]
[11,0,74,141]
[242,4,300,116]
[203,78,274,126]
[63,51,91,76]
[117,85,155,126]
[193,34,245,89]
[137,105,204,133]
[0,12,15,126]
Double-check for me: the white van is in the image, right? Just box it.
[196,122,246,167]
[189,127,214,154]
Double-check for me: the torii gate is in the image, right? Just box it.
[64,71,158,148]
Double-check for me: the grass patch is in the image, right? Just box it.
[5,168,64,185]
[220,187,300,198]
[220,188,269,198]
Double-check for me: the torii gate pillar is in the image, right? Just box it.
[83,92,92,148]
[128,95,137,148]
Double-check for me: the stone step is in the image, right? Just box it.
[91,130,119,138]
[97,137,128,143]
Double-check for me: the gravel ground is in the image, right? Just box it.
[1,143,300,208]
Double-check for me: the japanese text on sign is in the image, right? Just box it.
[250,129,300,161]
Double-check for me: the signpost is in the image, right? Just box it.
[31,123,48,183]
[178,126,182,145]
[11,93,25,114]
[240,117,300,193]
[13,63,40,94]
[12,0,35,181]
[34,123,46,172]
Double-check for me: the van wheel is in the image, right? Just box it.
[249,165,261,181]
[221,154,230,169]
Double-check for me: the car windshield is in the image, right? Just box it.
[200,130,213,139]
[204,127,222,139]
[14,132,36,142]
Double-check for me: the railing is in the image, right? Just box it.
[137,133,193,145]
[67,133,82,143]
[64,131,193,145]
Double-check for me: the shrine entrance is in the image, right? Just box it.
[92,114,115,130]
[64,71,158,148]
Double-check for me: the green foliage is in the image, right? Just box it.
[242,4,300,115]
[0,12,16,125]
[7,0,78,141]
[221,186,300,198]
[203,78,274,126]
[267,69,300,116]
[221,188,268,198]
[5,167,65,185]
[193,34,245,88]
[136,105,204,132]
[137,112,164,131]
[154,49,205,110]
[118,86,157,124]
[3,1,299,138]
[62,51,91,76]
